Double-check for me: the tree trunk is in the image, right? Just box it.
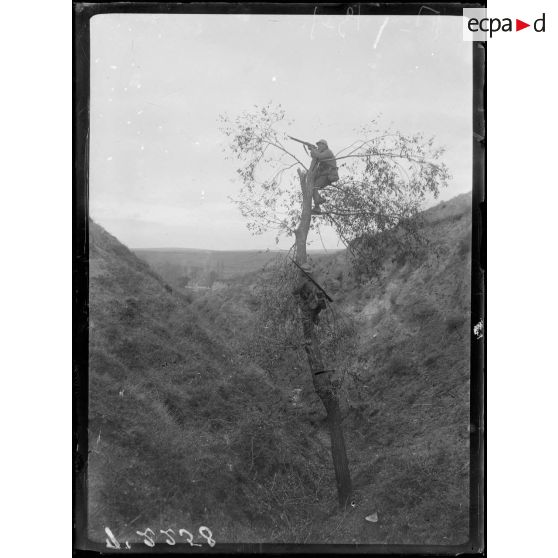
[294,168,352,508]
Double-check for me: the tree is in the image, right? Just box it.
[219,104,450,507]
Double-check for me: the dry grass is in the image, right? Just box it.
[87,192,473,546]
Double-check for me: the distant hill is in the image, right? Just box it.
[87,192,472,546]
[134,247,343,288]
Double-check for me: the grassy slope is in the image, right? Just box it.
[88,221,337,544]
[88,192,472,546]
[186,193,472,544]
[317,193,472,544]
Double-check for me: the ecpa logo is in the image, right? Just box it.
[463,8,546,40]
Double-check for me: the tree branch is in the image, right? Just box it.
[334,134,400,158]
[323,210,378,217]
[335,151,444,168]
[263,140,308,171]
[268,161,300,185]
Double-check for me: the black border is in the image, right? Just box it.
[73,3,486,556]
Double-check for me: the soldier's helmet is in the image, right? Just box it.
[316,139,328,147]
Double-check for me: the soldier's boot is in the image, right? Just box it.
[313,190,326,205]
[312,189,325,214]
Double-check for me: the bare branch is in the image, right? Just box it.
[334,134,401,158]
[324,210,378,217]
[268,161,300,185]
[262,140,308,170]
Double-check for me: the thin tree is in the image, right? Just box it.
[219,104,450,507]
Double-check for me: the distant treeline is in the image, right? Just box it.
[135,248,342,288]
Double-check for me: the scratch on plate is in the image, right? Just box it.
[418,5,440,15]
[373,17,389,49]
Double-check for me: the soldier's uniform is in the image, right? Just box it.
[292,263,327,324]
[309,139,339,214]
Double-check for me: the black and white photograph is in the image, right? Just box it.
[74,4,484,553]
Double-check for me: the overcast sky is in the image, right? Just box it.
[90,13,472,250]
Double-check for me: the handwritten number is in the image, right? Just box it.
[199,526,216,547]
[105,527,121,549]
[160,528,176,545]
[179,528,202,547]
[107,524,214,548]
[136,528,156,547]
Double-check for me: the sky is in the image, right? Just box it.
[90,13,472,250]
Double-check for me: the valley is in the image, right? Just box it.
[87,193,472,546]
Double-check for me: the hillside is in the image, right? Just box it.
[185,192,472,544]
[134,247,343,288]
[88,192,472,546]
[87,221,339,545]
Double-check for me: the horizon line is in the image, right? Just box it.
[132,246,345,253]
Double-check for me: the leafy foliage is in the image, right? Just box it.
[220,105,451,265]
[219,104,303,240]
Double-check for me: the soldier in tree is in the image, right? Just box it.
[292,263,327,324]
[308,139,339,215]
